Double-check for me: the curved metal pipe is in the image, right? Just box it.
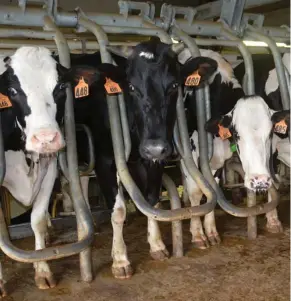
[246,25,290,109]
[44,16,94,282]
[77,14,215,220]
[221,27,255,95]
[76,124,95,176]
[162,173,183,258]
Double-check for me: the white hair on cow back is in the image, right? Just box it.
[139,51,155,59]
[265,52,290,95]
[178,48,241,88]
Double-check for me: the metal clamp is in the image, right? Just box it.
[118,1,155,22]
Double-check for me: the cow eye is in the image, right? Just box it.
[59,83,67,90]
[129,83,135,91]
[172,83,179,89]
[8,87,17,96]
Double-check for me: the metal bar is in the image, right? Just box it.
[77,14,215,221]
[247,189,257,239]
[204,85,213,160]
[0,39,139,51]
[221,28,255,95]
[76,124,95,176]
[0,5,288,40]
[246,25,290,109]
[44,16,94,282]
[162,173,183,258]
[220,0,246,32]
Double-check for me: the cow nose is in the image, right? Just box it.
[250,175,272,191]
[33,131,57,143]
[140,139,171,160]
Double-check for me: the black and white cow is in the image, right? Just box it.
[234,52,290,168]
[57,41,218,279]
[0,46,73,294]
[176,49,290,248]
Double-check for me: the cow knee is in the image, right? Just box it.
[112,207,126,224]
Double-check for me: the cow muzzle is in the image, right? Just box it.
[29,128,65,154]
[247,174,272,192]
[140,139,172,161]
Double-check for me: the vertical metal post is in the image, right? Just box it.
[44,16,94,282]
[162,174,183,258]
[247,189,257,239]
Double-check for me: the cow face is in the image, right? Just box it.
[0,47,65,154]
[107,41,218,161]
[205,95,290,192]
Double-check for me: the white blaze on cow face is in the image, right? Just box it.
[10,47,65,154]
[232,96,273,191]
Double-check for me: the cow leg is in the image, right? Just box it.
[80,176,90,208]
[32,159,57,289]
[0,262,7,297]
[181,161,209,249]
[148,207,169,260]
[204,175,221,245]
[266,192,283,233]
[111,185,132,279]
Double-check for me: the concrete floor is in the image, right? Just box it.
[1,192,290,301]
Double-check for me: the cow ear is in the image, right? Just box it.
[181,56,218,86]
[205,114,232,135]
[97,63,127,85]
[59,65,101,86]
[271,109,290,125]
[271,109,290,133]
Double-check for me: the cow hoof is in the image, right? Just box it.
[207,232,221,246]
[266,220,283,234]
[150,249,169,261]
[112,264,133,279]
[0,280,7,298]
[192,236,210,249]
[35,272,56,290]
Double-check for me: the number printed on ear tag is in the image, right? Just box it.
[218,124,232,140]
[75,77,89,98]
[274,119,287,134]
[104,77,122,94]
[0,93,12,109]
[185,71,201,86]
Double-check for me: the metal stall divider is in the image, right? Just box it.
[76,9,217,258]
[0,16,95,284]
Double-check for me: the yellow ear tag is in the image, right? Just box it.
[74,77,89,98]
[274,119,287,134]
[104,77,122,94]
[0,93,12,109]
[218,124,232,140]
[185,70,201,86]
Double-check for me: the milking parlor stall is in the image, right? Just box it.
[0,0,289,300]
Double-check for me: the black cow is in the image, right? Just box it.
[57,41,218,279]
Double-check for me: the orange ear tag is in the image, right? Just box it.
[274,119,287,134]
[218,124,232,140]
[0,93,12,109]
[104,77,122,94]
[74,77,89,98]
[185,71,201,86]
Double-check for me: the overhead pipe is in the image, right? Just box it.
[0,4,288,40]
[246,25,290,109]
[77,13,215,221]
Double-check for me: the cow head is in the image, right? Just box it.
[205,95,290,192]
[107,41,218,161]
[0,47,66,154]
